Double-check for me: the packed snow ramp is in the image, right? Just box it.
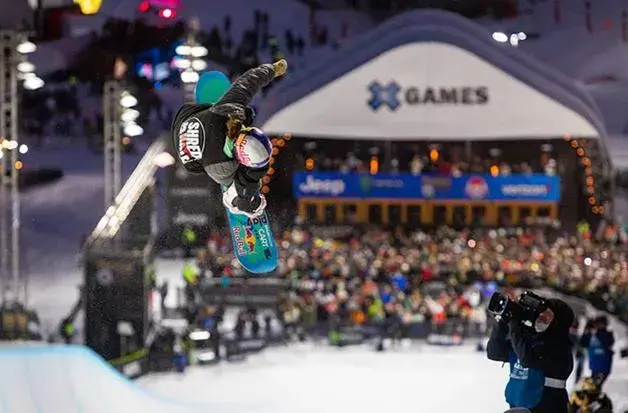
[0,345,205,413]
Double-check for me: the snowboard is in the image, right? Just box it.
[196,71,278,274]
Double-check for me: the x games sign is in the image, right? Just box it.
[368,81,489,111]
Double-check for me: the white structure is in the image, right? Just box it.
[258,11,608,147]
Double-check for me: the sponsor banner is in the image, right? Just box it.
[426,334,464,346]
[293,173,560,202]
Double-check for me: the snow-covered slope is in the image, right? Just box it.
[0,345,207,413]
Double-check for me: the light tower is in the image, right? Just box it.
[103,58,143,211]
[0,31,42,303]
[174,18,208,104]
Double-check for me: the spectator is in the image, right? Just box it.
[580,316,615,388]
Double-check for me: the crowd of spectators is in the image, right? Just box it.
[199,11,309,81]
[301,144,559,176]
[182,220,628,337]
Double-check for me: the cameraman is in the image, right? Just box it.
[579,316,614,388]
[487,295,575,413]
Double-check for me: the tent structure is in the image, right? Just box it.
[257,10,608,147]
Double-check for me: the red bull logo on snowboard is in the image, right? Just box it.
[232,226,246,255]
[464,176,489,199]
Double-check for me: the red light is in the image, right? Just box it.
[159,8,175,18]
[138,0,150,12]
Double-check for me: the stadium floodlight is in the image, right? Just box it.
[509,34,519,46]
[123,122,144,137]
[492,32,508,42]
[174,57,191,69]
[23,76,44,90]
[121,108,140,123]
[191,59,207,72]
[120,91,138,108]
[18,71,35,79]
[18,144,28,154]
[16,61,35,73]
[190,45,208,57]
[518,32,527,40]
[180,69,199,84]
[16,40,36,54]
[175,44,192,56]
[6,140,18,150]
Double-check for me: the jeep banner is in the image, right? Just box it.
[166,162,215,228]
[292,172,560,202]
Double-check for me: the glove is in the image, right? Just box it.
[233,194,266,218]
[273,59,288,77]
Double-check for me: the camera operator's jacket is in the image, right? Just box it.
[580,329,614,375]
[171,64,275,198]
[487,299,575,412]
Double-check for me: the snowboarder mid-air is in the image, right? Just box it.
[171,59,288,218]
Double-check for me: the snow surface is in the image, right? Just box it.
[0,345,208,413]
[0,330,626,413]
[139,294,628,413]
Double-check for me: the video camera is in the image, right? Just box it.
[487,291,547,324]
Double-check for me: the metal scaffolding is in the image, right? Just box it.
[178,18,203,104]
[103,80,122,210]
[0,31,22,303]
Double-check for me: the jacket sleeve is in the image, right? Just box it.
[487,320,511,362]
[210,64,275,121]
[508,320,546,370]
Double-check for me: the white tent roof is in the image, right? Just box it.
[257,10,607,142]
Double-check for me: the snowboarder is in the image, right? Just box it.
[172,59,288,218]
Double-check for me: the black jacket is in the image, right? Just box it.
[487,298,575,413]
[172,64,275,195]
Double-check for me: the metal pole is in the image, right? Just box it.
[9,37,19,301]
[103,80,122,210]
[0,33,8,303]
[0,30,23,303]
[103,81,113,209]
[113,87,122,199]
